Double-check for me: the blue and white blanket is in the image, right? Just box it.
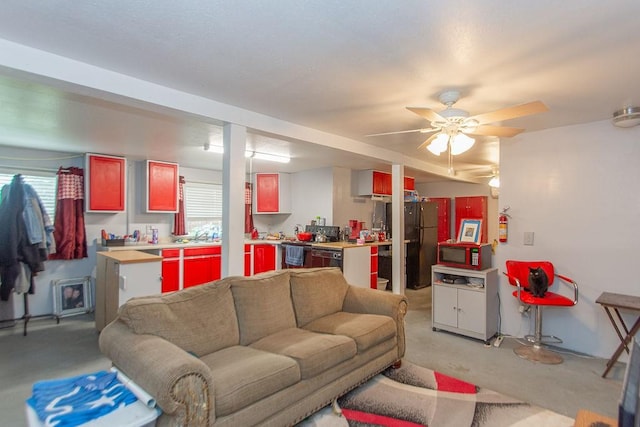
[26,371,137,427]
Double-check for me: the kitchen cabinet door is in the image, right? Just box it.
[433,285,459,328]
[146,160,179,212]
[253,244,276,275]
[161,248,180,293]
[183,247,220,288]
[254,173,291,214]
[404,176,415,192]
[244,244,251,276]
[86,153,126,212]
[429,197,451,242]
[370,246,378,289]
[454,196,488,243]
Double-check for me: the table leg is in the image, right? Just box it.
[602,315,640,378]
[606,307,631,354]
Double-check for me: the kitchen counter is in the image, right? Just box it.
[101,239,398,252]
[311,241,393,250]
[100,239,285,251]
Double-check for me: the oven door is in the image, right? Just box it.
[310,249,343,270]
[282,243,313,268]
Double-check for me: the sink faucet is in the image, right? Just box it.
[194,230,209,241]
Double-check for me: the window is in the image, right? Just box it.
[0,173,57,219]
[184,182,223,238]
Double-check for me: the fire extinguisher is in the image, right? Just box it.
[499,207,510,243]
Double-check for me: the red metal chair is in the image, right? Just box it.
[503,260,578,364]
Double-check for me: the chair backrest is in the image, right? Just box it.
[505,260,555,289]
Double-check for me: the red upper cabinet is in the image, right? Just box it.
[85,153,126,212]
[429,197,451,242]
[358,170,391,196]
[358,170,414,196]
[404,176,415,191]
[253,173,291,214]
[455,196,488,243]
[373,171,392,195]
[146,160,179,213]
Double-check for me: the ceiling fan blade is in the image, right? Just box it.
[406,107,447,123]
[416,133,439,151]
[469,101,548,125]
[365,128,437,137]
[466,125,524,137]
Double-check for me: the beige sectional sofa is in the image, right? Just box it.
[99,267,408,426]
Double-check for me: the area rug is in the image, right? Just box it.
[299,362,573,427]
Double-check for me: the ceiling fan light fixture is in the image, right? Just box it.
[449,133,475,155]
[613,107,640,128]
[426,133,449,155]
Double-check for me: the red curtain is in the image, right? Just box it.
[173,176,186,235]
[49,167,87,260]
[245,182,254,233]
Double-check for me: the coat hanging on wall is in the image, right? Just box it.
[0,174,52,300]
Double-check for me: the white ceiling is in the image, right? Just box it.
[0,1,639,183]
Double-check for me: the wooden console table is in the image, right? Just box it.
[596,291,640,378]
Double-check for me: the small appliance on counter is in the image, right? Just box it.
[305,225,341,242]
[437,242,492,271]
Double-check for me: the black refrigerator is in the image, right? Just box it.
[386,201,438,289]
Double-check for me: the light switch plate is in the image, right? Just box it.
[524,232,535,246]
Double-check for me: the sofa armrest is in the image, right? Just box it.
[99,320,215,426]
[342,286,408,359]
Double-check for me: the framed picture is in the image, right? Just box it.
[458,219,482,244]
[52,276,92,318]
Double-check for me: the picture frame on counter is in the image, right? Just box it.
[458,219,482,244]
[52,276,93,318]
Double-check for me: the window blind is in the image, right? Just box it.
[184,182,223,219]
[0,173,57,217]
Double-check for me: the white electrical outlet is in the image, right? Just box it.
[524,231,534,245]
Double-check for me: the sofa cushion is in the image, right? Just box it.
[303,312,396,353]
[250,328,357,379]
[289,267,349,327]
[228,270,297,345]
[199,345,300,417]
[117,281,239,356]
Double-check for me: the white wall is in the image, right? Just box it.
[334,168,376,232]
[497,120,640,358]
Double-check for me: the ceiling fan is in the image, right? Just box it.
[367,90,548,156]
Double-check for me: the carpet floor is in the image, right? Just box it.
[300,362,574,427]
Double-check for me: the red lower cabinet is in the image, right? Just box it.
[253,244,276,275]
[370,246,378,289]
[244,245,251,276]
[183,246,221,288]
[161,249,180,293]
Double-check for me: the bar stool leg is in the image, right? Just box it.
[514,306,563,364]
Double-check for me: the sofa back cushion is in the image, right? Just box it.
[289,267,349,327]
[229,270,297,345]
[118,281,239,356]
